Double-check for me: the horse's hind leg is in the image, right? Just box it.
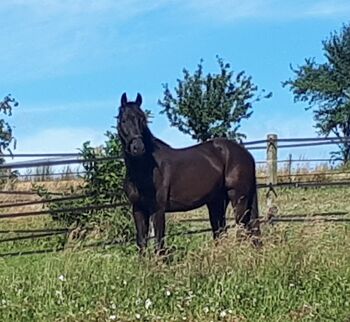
[227,189,261,246]
[207,197,228,240]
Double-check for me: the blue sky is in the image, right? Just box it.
[1,0,350,163]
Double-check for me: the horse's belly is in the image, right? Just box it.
[166,199,207,212]
[166,170,222,212]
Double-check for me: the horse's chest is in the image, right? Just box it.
[126,175,159,206]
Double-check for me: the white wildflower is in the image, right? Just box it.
[109,315,116,320]
[110,303,116,310]
[58,275,65,282]
[54,290,64,303]
[219,310,227,318]
[203,307,209,314]
[135,313,141,319]
[166,290,171,297]
[145,298,152,310]
[1,299,6,305]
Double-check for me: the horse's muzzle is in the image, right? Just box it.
[129,137,145,157]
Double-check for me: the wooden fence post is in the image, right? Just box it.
[287,153,292,182]
[266,134,278,214]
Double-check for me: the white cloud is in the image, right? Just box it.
[304,1,350,17]
[20,100,115,114]
[183,0,350,22]
[16,127,105,154]
[6,127,106,174]
[0,0,165,18]
[185,0,269,21]
[1,0,348,83]
[0,0,168,82]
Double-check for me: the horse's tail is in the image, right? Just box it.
[251,181,259,219]
[250,178,261,237]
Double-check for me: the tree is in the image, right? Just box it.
[0,94,18,157]
[158,56,272,142]
[283,23,350,164]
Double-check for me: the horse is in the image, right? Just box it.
[117,93,261,253]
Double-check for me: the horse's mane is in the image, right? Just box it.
[142,125,172,149]
[154,137,171,148]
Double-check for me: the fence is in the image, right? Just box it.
[0,134,349,257]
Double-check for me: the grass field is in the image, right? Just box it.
[0,186,349,321]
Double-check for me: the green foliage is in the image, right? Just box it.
[0,94,19,184]
[159,56,272,142]
[0,94,18,156]
[36,131,133,242]
[283,23,350,164]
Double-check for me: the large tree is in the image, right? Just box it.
[283,23,350,164]
[158,56,271,142]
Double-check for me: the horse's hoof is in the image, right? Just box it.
[252,238,263,249]
[155,248,168,257]
[138,247,147,257]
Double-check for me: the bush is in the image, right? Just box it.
[35,130,133,242]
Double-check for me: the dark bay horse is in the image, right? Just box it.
[117,93,261,253]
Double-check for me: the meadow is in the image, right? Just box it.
[0,185,349,321]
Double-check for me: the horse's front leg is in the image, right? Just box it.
[152,164,170,255]
[132,206,150,254]
[152,209,166,255]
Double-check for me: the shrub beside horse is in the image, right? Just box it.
[117,93,261,253]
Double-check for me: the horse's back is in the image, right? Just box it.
[157,138,256,212]
[160,141,225,211]
[211,138,256,193]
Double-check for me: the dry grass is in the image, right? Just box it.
[0,179,84,216]
[256,162,350,183]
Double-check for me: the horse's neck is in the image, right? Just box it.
[124,151,156,182]
[124,127,171,180]
[143,126,172,152]
[153,138,172,150]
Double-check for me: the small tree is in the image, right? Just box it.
[283,23,350,164]
[0,94,19,182]
[159,56,271,142]
[0,94,18,157]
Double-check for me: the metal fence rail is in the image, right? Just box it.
[0,202,127,219]
[0,211,349,258]
[0,134,349,257]
[0,135,349,169]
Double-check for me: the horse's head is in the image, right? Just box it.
[117,93,148,157]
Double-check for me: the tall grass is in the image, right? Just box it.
[0,223,349,321]
[0,186,349,321]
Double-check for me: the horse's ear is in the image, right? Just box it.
[121,93,128,107]
[135,93,142,106]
